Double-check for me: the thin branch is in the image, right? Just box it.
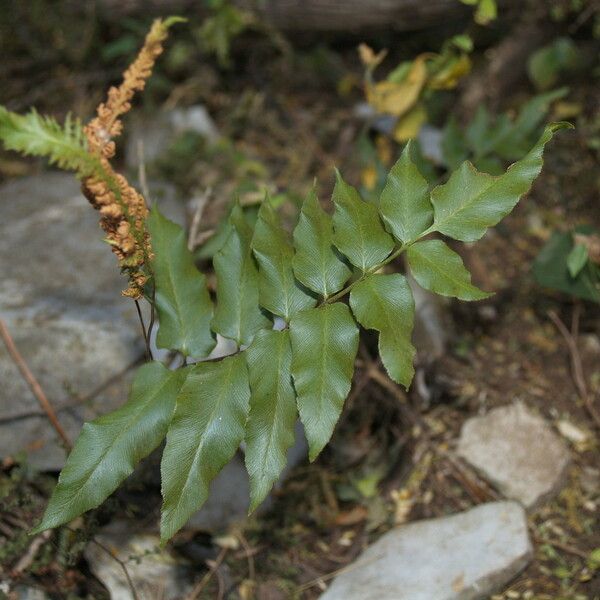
[188,188,211,252]
[90,537,140,600]
[236,530,255,581]
[11,530,52,575]
[548,309,600,429]
[0,319,72,449]
[367,363,423,429]
[185,547,228,600]
[533,533,589,559]
[323,235,427,306]
[295,555,379,593]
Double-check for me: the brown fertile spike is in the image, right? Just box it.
[81,18,173,299]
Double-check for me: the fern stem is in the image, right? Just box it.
[323,243,408,305]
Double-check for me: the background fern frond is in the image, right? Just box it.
[0,106,96,176]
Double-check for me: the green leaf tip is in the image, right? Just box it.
[160,355,250,543]
[407,240,492,301]
[32,362,187,534]
[245,329,297,512]
[290,303,359,461]
[431,119,570,243]
[546,121,574,132]
[0,106,98,176]
[147,206,215,358]
[162,16,188,28]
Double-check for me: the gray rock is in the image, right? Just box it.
[144,180,187,227]
[84,522,194,600]
[457,402,571,508]
[185,452,250,532]
[0,583,52,600]
[13,585,50,600]
[417,125,444,166]
[0,174,149,469]
[125,105,219,170]
[320,501,532,600]
[409,273,449,363]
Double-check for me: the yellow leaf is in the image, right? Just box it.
[553,101,583,119]
[375,135,393,166]
[366,55,428,117]
[361,164,378,190]
[358,43,387,69]
[428,55,472,90]
[393,103,427,142]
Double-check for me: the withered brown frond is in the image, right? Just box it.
[82,18,177,299]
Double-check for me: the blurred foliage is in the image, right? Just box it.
[441,88,569,174]
[359,87,568,203]
[459,0,498,25]
[534,226,600,303]
[549,0,600,37]
[197,0,253,68]
[528,37,582,91]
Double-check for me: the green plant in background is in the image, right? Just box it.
[534,226,600,303]
[528,37,582,91]
[550,0,600,39]
[358,88,567,203]
[459,0,498,25]
[442,88,569,174]
[198,0,252,67]
[0,19,571,544]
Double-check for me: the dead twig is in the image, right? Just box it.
[367,363,424,430]
[533,533,589,559]
[90,537,140,600]
[235,530,255,581]
[441,452,499,504]
[185,547,228,600]
[0,355,144,424]
[11,530,52,575]
[187,188,212,252]
[569,0,600,33]
[0,319,71,449]
[548,309,600,429]
[295,555,379,594]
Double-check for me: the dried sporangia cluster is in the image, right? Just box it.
[81,18,175,298]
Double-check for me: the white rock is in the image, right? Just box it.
[320,502,532,600]
[84,523,194,600]
[457,402,571,508]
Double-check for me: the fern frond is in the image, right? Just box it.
[0,106,97,176]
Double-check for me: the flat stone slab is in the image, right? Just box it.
[320,501,532,600]
[0,174,145,468]
[457,402,571,508]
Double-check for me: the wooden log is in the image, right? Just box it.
[252,0,469,32]
[95,0,471,32]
